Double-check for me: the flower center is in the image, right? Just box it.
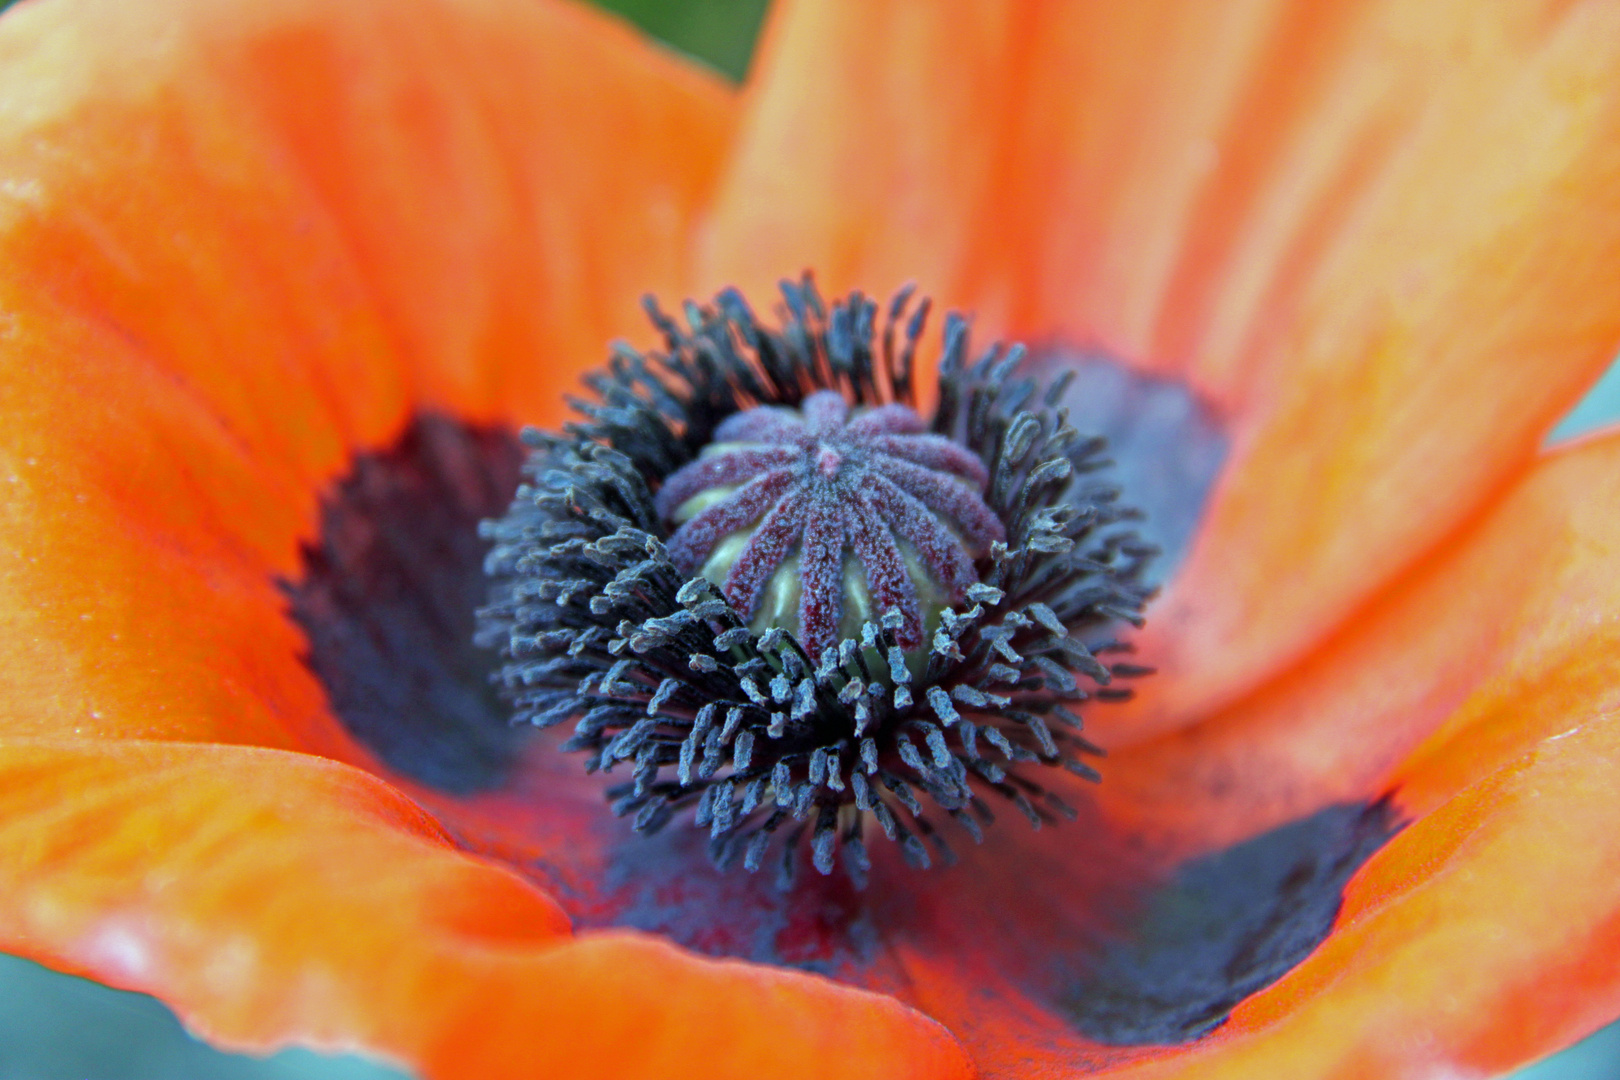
[657,389,1003,664]
[477,277,1156,885]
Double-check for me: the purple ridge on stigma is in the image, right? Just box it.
[658,389,1004,659]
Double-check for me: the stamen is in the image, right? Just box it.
[477,275,1156,882]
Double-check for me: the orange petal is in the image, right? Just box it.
[703,0,1620,737]
[0,0,733,746]
[1104,426,1620,848]
[691,0,1022,309]
[1144,0,1620,735]
[694,425,1620,1078]
[1061,429,1620,1074]
[0,737,973,1080]
[1105,714,1620,1079]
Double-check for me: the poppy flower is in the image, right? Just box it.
[2,0,1620,1077]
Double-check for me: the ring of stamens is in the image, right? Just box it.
[477,276,1156,885]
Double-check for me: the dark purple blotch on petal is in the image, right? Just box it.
[557,791,1401,1052]
[282,414,528,794]
[1057,797,1403,1044]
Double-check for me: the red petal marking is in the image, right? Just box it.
[713,406,806,444]
[847,491,924,649]
[723,490,810,617]
[866,474,976,596]
[870,454,1005,554]
[797,503,848,660]
[846,404,928,437]
[802,390,849,434]
[870,433,989,486]
[655,447,799,519]
[666,468,796,572]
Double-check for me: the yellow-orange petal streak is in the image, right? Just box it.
[0,738,974,1080]
[0,0,733,748]
[702,0,1620,743]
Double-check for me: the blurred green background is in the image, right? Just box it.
[0,0,1617,1077]
[595,0,769,81]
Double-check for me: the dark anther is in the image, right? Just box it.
[476,274,1157,881]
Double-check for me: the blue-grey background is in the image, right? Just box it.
[0,0,1616,1076]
